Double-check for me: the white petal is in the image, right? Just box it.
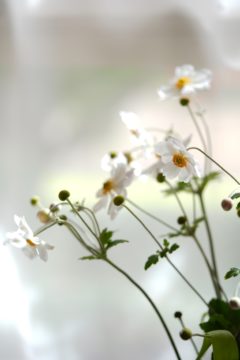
[36,245,48,262]
[93,195,108,212]
[162,163,180,179]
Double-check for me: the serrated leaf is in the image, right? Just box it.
[198,171,221,193]
[225,267,240,280]
[163,239,169,248]
[169,243,179,253]
[100,228,114,245]
[105,239,128,250]
[144,254,159,270]
[196,330,239,360]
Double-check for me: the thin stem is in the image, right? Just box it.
[34,220,58,236]
[188,147,240,186]
[123,204,208,306]
[187,105,208,174]
[179,318,198,355]
[127,198,179,232]
[104,257,182,360]
[198,193,222,299]
[165,180,188,220]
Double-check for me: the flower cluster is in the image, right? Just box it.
[4,65,240,360]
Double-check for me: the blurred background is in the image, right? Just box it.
[1,0,240,359]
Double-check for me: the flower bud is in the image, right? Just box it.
[156,173,165,183]
[58,190,70,201]
[221,198,233,211]
[113,195,125,206]
[30,196,40,206]
[37,209,51,224]
[49,203,61,213]
[174,311,182,319]
[177,216,186,225]
[179,98,189,106]
[229,296,240,310]
[109,151,117,159]
[180,328,192,340]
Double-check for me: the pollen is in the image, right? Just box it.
[103,180,114,194]
[176,77,190,90]
[172,153,188,168]
[26,239,37,247]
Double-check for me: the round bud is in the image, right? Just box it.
[229,296,240,310]
[49,203,61,213]
[113,195,125,206]
[221,198,233,211]
[174,311,182,319]
[109,151,117,159]
[156,173,165,183]
[58,190,70,201]
[180,328,192,340]
[37,209,51,224]
[30,196,40,206]
[177,216,186,225]
[179,98,189,106]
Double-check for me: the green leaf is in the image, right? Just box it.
[163,239,169,248]
[105,239,128,250]
[225,267,240,280]
[163,182,191,196]
[198,171,221,193]
[169,243,180,253]
[231,192,240,200]
[144,254,159,270]
[196,330,239,360]
[80,256,98,260]
[100,228,114,245]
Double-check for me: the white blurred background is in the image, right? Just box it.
[1,0,240,359]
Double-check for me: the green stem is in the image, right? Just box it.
[198,193,222,299]
[104,257,182,360]
[127,198,179,232]
[34,220,58,236]
[187,104,208,174]
[187,147,240,186]
[123,204,208,306]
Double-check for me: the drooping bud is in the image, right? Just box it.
[58,190,70,201]
[179,97,189,106]
[180,328,192,340]
[229,296,240,310]
[113,195,125,206]
[221,198,233,211]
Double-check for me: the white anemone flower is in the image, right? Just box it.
[94,162,134,219]
[158,65,212,100]
[120,111,155,148]
[5,215,54,261]
[155,137,201,182]
[101,152,127,172]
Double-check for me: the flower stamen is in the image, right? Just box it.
[103,180,114,194]
[26,239,37,247]
[176,77,190,90]
[172,153,188,168]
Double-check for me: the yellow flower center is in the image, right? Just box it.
[103,180,114,194]
[26,239,37,247]
[176,77,190,90]
[172,153,188,168]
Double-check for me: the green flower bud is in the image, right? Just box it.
[177,216,186,225]
[30,196,40,206]
[180,328,192,340]
[113,195,125,206]
[179,98,189,106]
[156,173,165,183]
[174,311,182,319]
[109,151,117,159]
[58,190,70,201]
